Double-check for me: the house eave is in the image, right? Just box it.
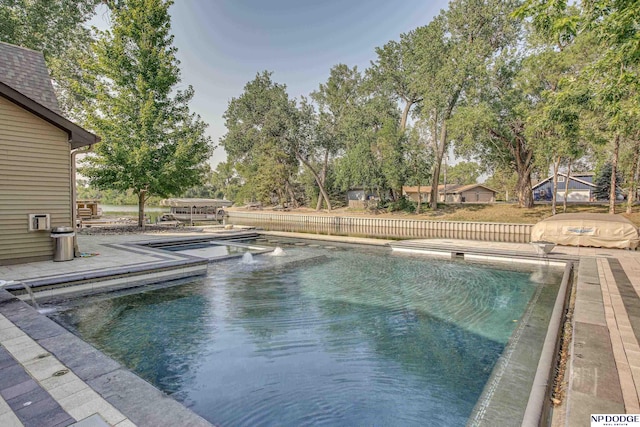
[0,82,100,148]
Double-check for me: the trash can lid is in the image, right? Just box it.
[52,226,74,233]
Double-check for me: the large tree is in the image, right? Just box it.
[0,0,100,117]
[450,56,537,208]
[414,0,521,210]
[310,64,364,209]
[221,71,300,207]
[82,0,213,227]
[368,31,423,132]
[441,161,483,186]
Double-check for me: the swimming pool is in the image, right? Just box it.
[48,242,563,426]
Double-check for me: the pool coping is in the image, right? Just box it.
[4,232,260,302]
[1,232,638,426]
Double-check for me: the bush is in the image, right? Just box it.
[384,197,417,213]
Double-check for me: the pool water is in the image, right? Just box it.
[161,241,263,259]
[49,245,561,426]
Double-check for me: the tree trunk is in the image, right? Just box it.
[563,160,571,213]
[138,189,147,229]
[297,154,332,211]
[516,172,534,208]
[416,183,422,214]
[551,156,560,216]
[286,182,298,208]
[626,140,640,214]
[400,100,412,132]
[430,121,448,210]
[488,126,534,208]
[315,149,330,210]
[609,134,620,214]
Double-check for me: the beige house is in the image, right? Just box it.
[403,184,497,204]
[0,42,99,265]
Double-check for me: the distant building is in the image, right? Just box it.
[346,187,380,209]
[403,184,497,203]
[0,42,99,265]
[532,172,596,202]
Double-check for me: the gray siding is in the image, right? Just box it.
[0,96,71,264]
[461,189,495,203]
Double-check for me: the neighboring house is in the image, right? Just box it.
[403,184,497,203]
[0,42,99,265]
[346,187,379,208]
[346,187,377,202]
[532,172,596,202]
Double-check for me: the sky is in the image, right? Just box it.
[91,0,449,166]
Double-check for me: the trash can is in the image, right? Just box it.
[51,226,75,262]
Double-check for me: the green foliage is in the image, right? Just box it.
[312,65,404,200]
[81,0,213,225]
[484,168,519,201]
[404,124,433,188]
[221,71,299,205]
[594,162,623,200]
[383,197,417,213]
[441,161,482,185]
[367,32,423,130]
[0,0,100,117]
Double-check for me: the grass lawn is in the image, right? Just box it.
[232,203,640,226]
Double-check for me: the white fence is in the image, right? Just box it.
[227,211,534,243]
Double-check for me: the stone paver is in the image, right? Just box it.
[598,258,640,412]
[0,313,132,427]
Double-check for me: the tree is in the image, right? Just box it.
[368,32,423,131]
[405,122,434,213]
[332,93,402,200]
[485,168,519,201]
[221,71,300,206]
[516,0,640,213]
[414,0,521,210]
[450,55,538,208]
[210,161,241,202]
[310,64,364,209]
[81,0,213,227]
[0,0,100,117]
[440,161,482,185]
[593,162,622,201]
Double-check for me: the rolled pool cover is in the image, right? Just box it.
[530,213,639,249]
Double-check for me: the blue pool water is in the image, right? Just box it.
[50,245,561,426]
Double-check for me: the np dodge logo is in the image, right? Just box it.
[592,414,640,426]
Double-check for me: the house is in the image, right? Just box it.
[0,42,99,265]
[403,184,498,204]
[532,172,596,202]
[346,187,379,208]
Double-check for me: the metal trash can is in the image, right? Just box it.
[51,226,75,262]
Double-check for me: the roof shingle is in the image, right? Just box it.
[0,41,61,114]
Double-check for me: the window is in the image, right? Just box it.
[558,176,565,183]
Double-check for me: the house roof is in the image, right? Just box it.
[403,185,447,193]
[531,172,596,190]
[0,42,61,114]
[450,183,498,194]
[0,42,99,148]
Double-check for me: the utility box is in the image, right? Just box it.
[51,226,75,261]
[28,214,50,231]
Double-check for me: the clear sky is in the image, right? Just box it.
[92,0,448,166]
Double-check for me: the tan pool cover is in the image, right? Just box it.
[531,213,640,249]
